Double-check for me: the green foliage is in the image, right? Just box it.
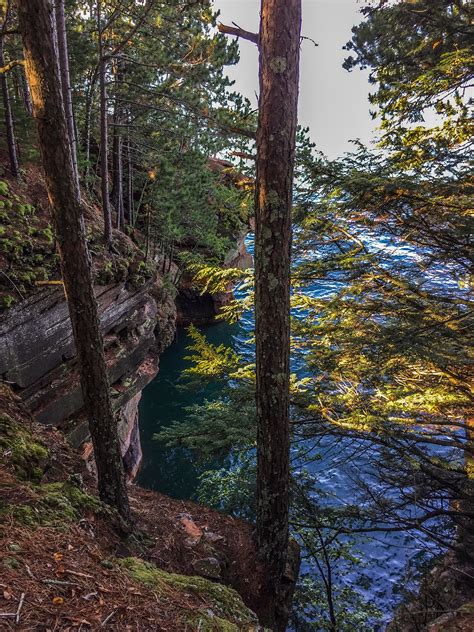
[343,0,473,170]
[0,187,59,306]
[1,480,102,528]
[62,0,253,262]
[0,413,48,482]
[196,455,256,522]
[1,295,14,308]
[183,324,243,380]
[156,2,473,627]
[292,575,382,632]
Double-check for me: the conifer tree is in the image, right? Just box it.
[55,0,80,193]
[0,1,20,178]
[18,0,131,525]
[254,0,301,624]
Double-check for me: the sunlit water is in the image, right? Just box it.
[137,235,443,627]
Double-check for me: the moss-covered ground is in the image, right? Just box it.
[0,384,262,629]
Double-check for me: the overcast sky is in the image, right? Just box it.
[213,0,377,159]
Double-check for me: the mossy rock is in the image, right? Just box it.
[0,413,48,481]
[120,557,258,629]
[187,611,244,631]
[39,481,102,519]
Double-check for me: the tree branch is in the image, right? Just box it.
[230,150,256,161]
[0,59,24,74]
[218,22,259,45]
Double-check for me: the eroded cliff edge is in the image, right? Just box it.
[0,167,252,480]
[0,273,176,478]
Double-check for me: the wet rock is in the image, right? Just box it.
[118,392,143,481]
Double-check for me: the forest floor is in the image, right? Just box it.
[0,384,267,631]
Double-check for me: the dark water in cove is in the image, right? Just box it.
[137,235,436,624]
[137,321,238,499]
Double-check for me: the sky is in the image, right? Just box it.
[213,0,377,159]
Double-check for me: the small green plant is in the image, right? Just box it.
[42,225,54,244]
[1,295,15,309]
[18,270,36,285]
[0,180,9,195]
[97,261,114,285]
[16,203,35,218]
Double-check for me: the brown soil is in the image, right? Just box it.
[0,388,268,631]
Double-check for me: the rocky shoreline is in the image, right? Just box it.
[0,231,252,480]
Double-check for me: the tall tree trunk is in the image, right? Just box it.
[112,126,124,229]
[254,0,301,625]
[111,72,124,230]
[83,69,97,188]
[18,0,131,526]
[19,65,32,115]
[55,0,80,194]
[97,0,112,245]
[0,28,20,178]
[125,130,133,226]
[456,416,474,561]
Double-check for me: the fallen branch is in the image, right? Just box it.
[42,579,79,587]
[1,270,26,299]
[301,35,318,47]
[15,592,25,624]
[35,280,64,286]
[65,569,94,579]
[101,610,117,626]
[230,151,256,161]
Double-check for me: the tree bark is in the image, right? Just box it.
[125,129,133,225]
[18,0,131,525]
[254,0,301,626]
[112,122,124,229]
[19,64,32,115]
[0,11,20,178]
[55,0,80,194]
[83,68,97,187]
[97,0,112,244]
[111,63,124,229]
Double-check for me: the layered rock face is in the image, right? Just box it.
[176,230,252,326]
[0,274,176,478]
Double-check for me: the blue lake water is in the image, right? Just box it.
[137,235,441,628]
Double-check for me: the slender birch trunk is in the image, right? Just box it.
[0,10,20,178]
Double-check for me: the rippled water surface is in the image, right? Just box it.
[138,235,438,625]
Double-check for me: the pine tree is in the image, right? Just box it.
[18,0,131,526]
[254,0,302,626]
[0,1,20,178]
